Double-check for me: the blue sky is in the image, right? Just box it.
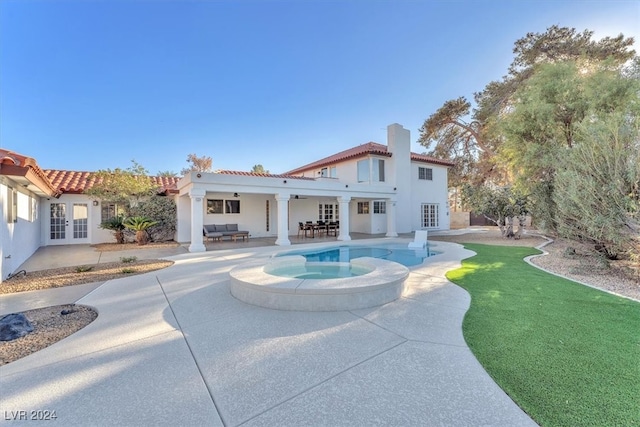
[1,0,638,175]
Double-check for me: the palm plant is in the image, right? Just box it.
[100,215,126,244]
[123,216,158,245]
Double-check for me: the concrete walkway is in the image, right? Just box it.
[0,238,536,426]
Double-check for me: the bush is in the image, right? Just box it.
[129,196,177,242]
[553,114,639,261]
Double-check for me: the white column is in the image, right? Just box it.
[385,199,398,237]
[275,193,291,246]
[188,188,206,253]
[337,196,351,241]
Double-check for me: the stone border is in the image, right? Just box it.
[229,256,409,311]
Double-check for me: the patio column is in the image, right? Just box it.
[275,193,291,246]
[337,196,351,241]
[385,198,398,237]
[188,188,206,253]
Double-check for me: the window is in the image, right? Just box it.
[329,166,337,178]
[357,201,369,214]
[29,196,38,222]
[73,203,88,239]
[207,199,223,214]
[101,202,122,222]
[320,167,328,177]
[373,159,385,182]
[419,167,433,180]
[318,203,338,221]
[225,200,240,214]
[421,203,439,228]
[357,159,369,182]
[373,201,386,214]
[7,187,17,223]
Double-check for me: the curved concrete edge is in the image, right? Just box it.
[524,234,640,303]
[229,257,409,311]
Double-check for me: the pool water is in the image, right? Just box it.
[269,263,372,279]
[278,243,439,267]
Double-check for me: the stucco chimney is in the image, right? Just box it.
[387,123,412,233]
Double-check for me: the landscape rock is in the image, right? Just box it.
[0,313,34,341]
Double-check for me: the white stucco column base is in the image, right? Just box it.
[385,199,398,237]
[337,196,351,241]
[275,194,291,246]
[188,188,206,253]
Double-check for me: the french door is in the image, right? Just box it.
[48,202,90,244]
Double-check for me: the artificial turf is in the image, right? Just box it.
[445,243,640,427]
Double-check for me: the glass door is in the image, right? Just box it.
[48,202,89,244]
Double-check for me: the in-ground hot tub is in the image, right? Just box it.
[229,255,409,311]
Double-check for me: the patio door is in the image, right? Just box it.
[48,202,90,245]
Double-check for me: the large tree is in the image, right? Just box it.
[419,25,635,186]
[180,153,213,175]
[499,59,639,231]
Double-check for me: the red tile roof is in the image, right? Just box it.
[215,170,315,180]
[43,170,180,194]
[0,149,59,196]
[285,141,454,175]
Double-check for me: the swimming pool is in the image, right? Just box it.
[276,243,439,267]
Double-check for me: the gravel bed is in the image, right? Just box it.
[530,238,640,301]
[1,260,174,294]
[0,304,97,365]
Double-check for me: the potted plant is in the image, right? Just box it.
[123,216,158,245]
[100,215,126,244]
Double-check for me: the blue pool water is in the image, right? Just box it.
[277,243,439,267]
[269,264,372,279]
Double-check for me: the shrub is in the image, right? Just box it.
[123,216,158,245]
[129,196,177,242]
[120,256,138,264]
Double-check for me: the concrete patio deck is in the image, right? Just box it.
[0,236,536,426]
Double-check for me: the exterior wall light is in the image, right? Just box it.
[92,200,99,206]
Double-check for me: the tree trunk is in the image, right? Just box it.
[136,230,148,245]
[515,214,526,239]
[115,231,125,244]
[505,216,515,238]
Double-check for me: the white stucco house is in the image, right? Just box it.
[1,123,452,281]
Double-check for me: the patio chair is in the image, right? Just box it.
[298,222,313,238]
[316,220,327,236]
[408,230,428,249]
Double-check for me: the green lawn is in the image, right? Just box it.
[446,244,640,427]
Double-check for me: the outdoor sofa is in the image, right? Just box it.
[203,224,250,242]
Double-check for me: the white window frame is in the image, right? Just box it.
[357,159,369,182]
[357,201,369,214]
[421,203,439,228]
[373,158,385,182]
[373,201,386,214]
[418,167,433,180]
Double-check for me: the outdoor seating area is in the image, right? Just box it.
[203,224,250,242]
[297,221,339,238]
